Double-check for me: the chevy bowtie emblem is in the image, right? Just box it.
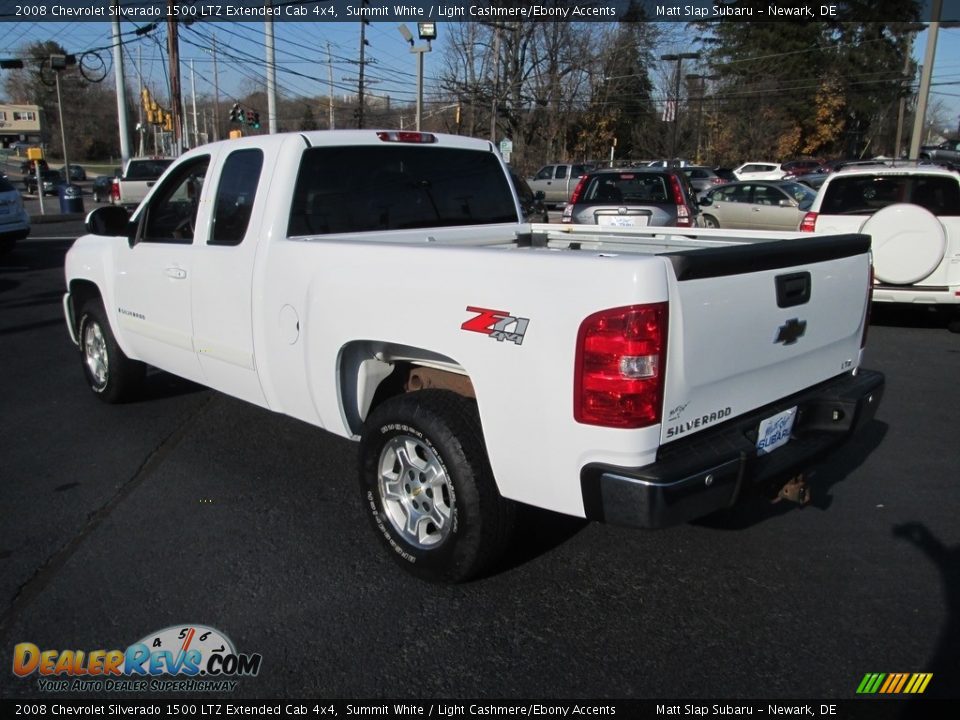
[775,318,807,345]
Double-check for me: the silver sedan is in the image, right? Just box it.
[698,181,816,231]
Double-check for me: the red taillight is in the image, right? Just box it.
[575,303,668,429]
[376,131,437,143]
[568,175,588,206]
[799,211,817,232]
[110,178,120,202]
[669,175,692,227]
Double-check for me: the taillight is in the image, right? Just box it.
[110,178,120,202]
[575,303,668,429]
[799,211,817,232]
[861,263,874,349]
[669,175,692,227]
[568,175,588,206]
[376,131,436,143]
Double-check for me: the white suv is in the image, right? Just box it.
[733,162,785,181]
[801,166,960,329]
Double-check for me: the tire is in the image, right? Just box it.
[93,189,102,203]
[702,214,720,229]
[77,300,145,403]
[359,390,516,583]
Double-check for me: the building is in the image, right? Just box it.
[0,104,44,151]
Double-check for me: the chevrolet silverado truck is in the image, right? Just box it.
[63,130,884,582]
[114,157,173,209]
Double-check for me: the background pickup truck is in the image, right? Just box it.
[115,157,173,209]
[527,162,595,205]
[918,139,960,164]
[63,130,884,582]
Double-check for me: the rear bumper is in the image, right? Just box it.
[580,369,884,528]
[873,284,960,305]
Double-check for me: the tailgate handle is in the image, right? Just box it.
[776,272,811,308]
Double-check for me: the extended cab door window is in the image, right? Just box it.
[138,156,209,244]
[210,149,264,246]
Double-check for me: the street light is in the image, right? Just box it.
[49,54,74,187]
[661,52,700,159]
[397,23,436,130]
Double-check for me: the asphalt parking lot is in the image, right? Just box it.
[0,230,957,707]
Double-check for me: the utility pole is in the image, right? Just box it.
[166,0,184,154]
[190,59,199,147]
[910,0,943,159]
[327,42,335,129]
[265,3,277,134]
[357,20,369,128]
[211,34,221,141]
[137,45,145,156]
[111,1,131,165]
[490,25,500,143]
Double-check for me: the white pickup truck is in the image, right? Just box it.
[114,157,174,209]
[63,130,884,582]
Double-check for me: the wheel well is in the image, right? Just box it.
[67,280,103,336]
[338,341,475,436]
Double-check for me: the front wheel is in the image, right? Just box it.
[359,390,515,583]
[702,214,720,228]
[77,300,145,403]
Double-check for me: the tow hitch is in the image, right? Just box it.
[772,474,810,506]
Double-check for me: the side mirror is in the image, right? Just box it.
[778,198,795,208]
[534,190,545,200]
[85,205,130,236]
[699,196,712,207]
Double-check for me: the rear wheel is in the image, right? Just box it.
[77,300,145,403]
[359,390,515,583]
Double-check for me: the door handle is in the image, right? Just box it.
[165,267,187,280]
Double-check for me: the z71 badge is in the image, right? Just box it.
[462,306,530,345]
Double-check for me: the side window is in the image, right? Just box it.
[210,149,264,246]
[556,165,568,180]
[751,185,782,206]
[140,156,209,244]
[534,166,554,181]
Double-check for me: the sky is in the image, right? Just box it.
[2,18,960,136]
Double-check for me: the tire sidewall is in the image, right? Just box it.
[360,399,484,582]
[78,306,112,396]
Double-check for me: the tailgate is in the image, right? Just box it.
[658,234,871,445]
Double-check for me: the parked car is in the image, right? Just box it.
[20,158,49,176]
[800,165,960,329]
[780,159,823,178]
[699,180,816,231]
[561,167,701,228]
[918,139,960,163]
[92,168,121,203]
[682,165,727,197]
[509,171,549,223]
[732,162,786,181]
[793,172,829,191]
[0,174,30,253]
[23,169,65,196]
[65,165,87,181]
[713,167,737,182]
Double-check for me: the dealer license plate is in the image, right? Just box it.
[756,407,797,455]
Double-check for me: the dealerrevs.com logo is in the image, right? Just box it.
[12,624,262,693]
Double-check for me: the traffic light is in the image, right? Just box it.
[229,103,240,122]
[163,112,172,132]
[238,107,246,124]
[249,112,260,129]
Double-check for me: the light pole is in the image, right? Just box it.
[50,54,72,183]
[661,52,699,159]
[398,22,436,130]
[686,73,720,165]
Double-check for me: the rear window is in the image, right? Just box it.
[821,175,960,216]
[125,159,173,181]
[287,145,518,236]
[581,173,671,204]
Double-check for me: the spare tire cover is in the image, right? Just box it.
[859,203,946,285]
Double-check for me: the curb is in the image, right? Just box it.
[31,213,86,224]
